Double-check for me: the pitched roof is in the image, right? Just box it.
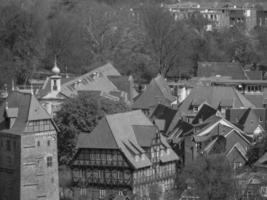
[167,86,255,133]
[244,95,264,108]
[226,108,265,134]
[149,104,177,132]
[245,71,262,80]
[0,91,52,135]
[76,110,178,169]
[37,62,126,99]
[197,62,247,79]
[132,75,176,109]
[192,103,217,124]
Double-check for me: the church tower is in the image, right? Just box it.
[50,58,61,93]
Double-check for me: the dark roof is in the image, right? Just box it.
[192,103,217,124]
[132,125,158,147]
[132,75,176,109]
[197,62,247,79]
[0,91,52,135]
[149,104,177,132]
[167,86,255,133]
[168,120,194,142]
[77,118,119,149]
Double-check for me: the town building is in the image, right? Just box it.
[166,2,267,31]
[36,61,137,115]
[0,91,59,200]
[132,74,176,115]
[70,110,179,200]
[168,106,251,168]
[167,86,255,133]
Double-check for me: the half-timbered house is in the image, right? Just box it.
[70,110,179,200]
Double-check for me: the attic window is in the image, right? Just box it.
[259,117,263,122]
[193,106,198,113]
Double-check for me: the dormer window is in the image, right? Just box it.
[135,155,140,162]
[193,106,198,113]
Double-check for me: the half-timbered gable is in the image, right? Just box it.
[71,110,179,200]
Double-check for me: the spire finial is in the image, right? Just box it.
[52,56,60,74]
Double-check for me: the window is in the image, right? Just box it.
[37,141,40,147]
[6,140,11,151]
[47,140,50,146]
[193,106,198,113]
[53,80,57,91]
[259,116,263,122]
[47,156,53,167]
[261,186,267,197]
[100,190,106,199]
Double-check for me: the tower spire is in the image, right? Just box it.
[52,56,60,74]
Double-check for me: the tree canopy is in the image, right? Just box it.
[55,93,128,164]
[0,0,266,87]
[177,154,237,200]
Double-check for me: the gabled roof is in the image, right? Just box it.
[0,91,52,135]
[132,75,176,109]
[197,62,247,80]
[227,108,265,134]
[150,104,177,132]
[226,142,248,161]
[192,103,217,124]
[167,86,255,133]
[37,62,131,100]
[76,110,178,169]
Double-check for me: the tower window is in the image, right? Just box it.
[47,156,53,167]
[53,80,57,91]
[37,141,40,147]
[47,140,50,146]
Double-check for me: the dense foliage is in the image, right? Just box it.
[1,0,267,88]
[55,93,128,164]
[177,154,237,200]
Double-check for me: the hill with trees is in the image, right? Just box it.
[0,0,267,87]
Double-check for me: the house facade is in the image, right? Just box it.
[70,110,179,200]
[0,91,59,200]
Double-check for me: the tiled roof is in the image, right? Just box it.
[0,91,52,135]
[245,71,262,80]
[37,62,127,99]
[132,75,176,109]
[76,110,178,169]
[197,62,247,79]
[226,108,265,134]
[167,86,255,133]
[244,95,264,108]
